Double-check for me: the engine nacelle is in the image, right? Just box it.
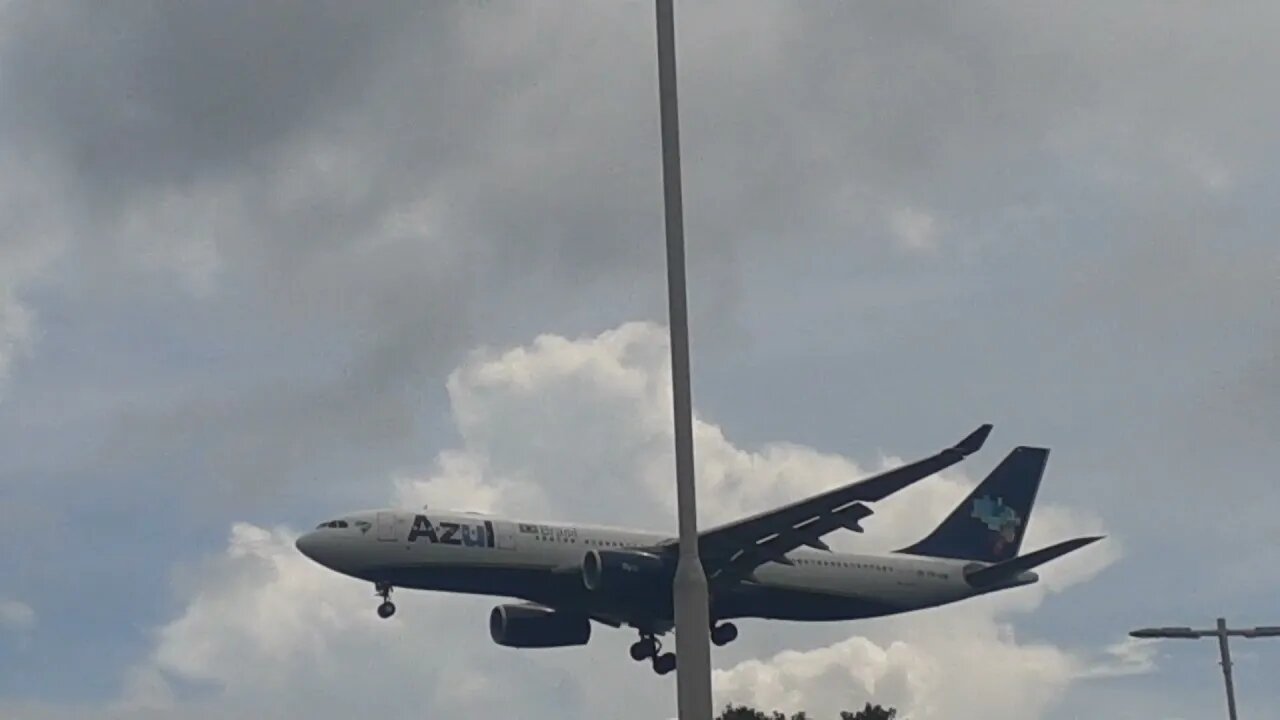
[581,549,671,593]
[489,604,591,648]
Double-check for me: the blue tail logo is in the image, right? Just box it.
[972,495,1022,554]
[896,446,1047,562]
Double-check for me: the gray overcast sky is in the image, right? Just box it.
[1,2,1278,718]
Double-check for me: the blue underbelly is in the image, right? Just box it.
[716,585,903,621]
[365,563,902,623]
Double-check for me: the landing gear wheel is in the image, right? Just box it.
[374,583,395,619]
[630,636,659,661]
[652,652,677,675]
[711,622,738,646]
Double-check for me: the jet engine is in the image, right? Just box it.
[581,549,671,593]
[488,604,591,648]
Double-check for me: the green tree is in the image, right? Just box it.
[713,705,779,720]
[713,705,810,720]
[840,703,897,720]
[714,704,892,720]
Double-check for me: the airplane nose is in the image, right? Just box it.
[296,531,321,561]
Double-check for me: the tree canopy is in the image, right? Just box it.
[840,704,897,720]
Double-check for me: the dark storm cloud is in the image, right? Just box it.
[3,0,1279,512]
[1,2,431,196]
[0,2,674,505]
[0,1,668,273]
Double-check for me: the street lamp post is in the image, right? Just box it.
[1131,618,1280,720]
[653,1,714,718]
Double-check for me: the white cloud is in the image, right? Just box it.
[713,603,1155,720]
[80,322,1129,719]
[152,523,356,685]
[887,206,941,255]
[1075,637,1159,679]
[393,449,549,516]
[0,598,35,632]
[108,522,592,720]
[714,622,1077,720]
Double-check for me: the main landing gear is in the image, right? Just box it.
[375,583,396,619]
[630,633,677,675]
[711,622,738,647]
[630,623,735,675]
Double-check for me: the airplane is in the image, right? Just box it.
[295,424,1102,675]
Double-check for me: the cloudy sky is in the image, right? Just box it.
[1,2,1278,718]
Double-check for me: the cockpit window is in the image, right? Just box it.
[315,520,350,529]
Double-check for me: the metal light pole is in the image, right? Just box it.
[1131,618,1280,720]
[654,1,714,717]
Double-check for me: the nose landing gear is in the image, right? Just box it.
[375,583,396,619]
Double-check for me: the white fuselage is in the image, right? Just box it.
[296,508,1008,630]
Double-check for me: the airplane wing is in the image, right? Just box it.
[687,424,993,583]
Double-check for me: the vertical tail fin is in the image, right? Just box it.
[896,446,1048,563]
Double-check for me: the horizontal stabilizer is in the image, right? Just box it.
[965,536,1104,589]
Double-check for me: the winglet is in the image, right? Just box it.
[952,423,993,457]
